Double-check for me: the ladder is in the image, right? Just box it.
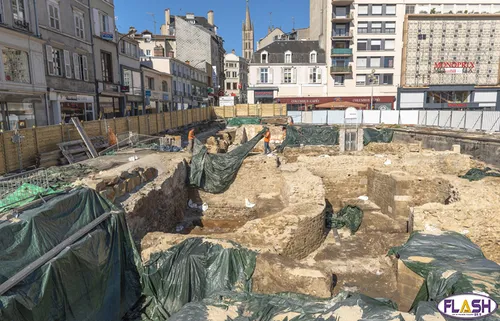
[71,117,98,158]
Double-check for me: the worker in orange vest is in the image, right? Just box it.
[188,128,195,153]
[263,128,271,154]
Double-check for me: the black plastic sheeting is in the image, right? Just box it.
[278,125,339,152]
[331,205,364,234]
[189,129,265,194]
[126,238,256,321]
[227,117,261,127]
[363,128,394,146]
[460,167,500,181]
[0,188,142,321]
[389,231,500,317]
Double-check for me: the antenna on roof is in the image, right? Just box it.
[292,17,295,31]
[146,12,157,34]
[269,12,273,30]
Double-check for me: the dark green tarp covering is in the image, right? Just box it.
[460,167,500,181]
[0,183,60,213]
[363,128,394,146]
[227,117,261,127]
[0,188,142,321]
[168,291,408,320]
[127,238,256,321]
[189,129,265,194]
[331,205,364,234]
[389,231,500,318]
[278,125,339,152]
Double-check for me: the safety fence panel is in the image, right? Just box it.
[399,111,419,125]
[465,111,483,131]
[438,111,452,128]
[451,111,466,129]
[481,111,500,132]
[381,111,399,124]
[288,111,302,124]
[426,111,439,127]
[418,111,427,126]
[327,111,345,125]
[362,111,380,124]
[312,111,328,124]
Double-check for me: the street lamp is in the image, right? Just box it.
[368,69,378,110]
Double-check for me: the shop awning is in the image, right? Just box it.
[315,101,366,109]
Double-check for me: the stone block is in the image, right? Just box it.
[126,175,142,193]
[408,143,421,153]
[397,260,424,312]
[100,186,116,203]
[114,180,127,198]
[452,144,461,153]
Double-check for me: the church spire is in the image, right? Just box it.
[245,0,251,30]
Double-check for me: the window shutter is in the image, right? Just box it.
[257,68,261,84]
[317,68,322,83]
[64,50,72,78]
[308,68,313,83]
[108,15,115,40]
[281,67,284,83]
[292,68,297,83]
[73,53,81,80]
[46,45,54,76]
[93,8,100,35]
[268,68,273,83]
[82,55,89,81]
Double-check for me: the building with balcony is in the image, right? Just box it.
[398,13,500,110]
[320,0,500,110]
[0,0,47,129]
[37,0,96,124]
[224,50,249,103]
[119,31,143,116]
[248,41,327,107]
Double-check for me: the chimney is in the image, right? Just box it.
[165,9,170,26]
[232,49,235,54]
[185,60,190,65]
[207,10,214,26]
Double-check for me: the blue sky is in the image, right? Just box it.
[115,0,310,56]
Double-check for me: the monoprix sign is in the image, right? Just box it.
[438,294,498,319]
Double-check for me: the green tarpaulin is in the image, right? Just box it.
[227,117,261,127]
[129,238,257,320]
[0,188,142,321]
[389,231,500,317]
[189,129,265,194]
[278,125,339,152]
[460,167,500,181]
[363,128,394,146]
[331,205,364,234]
[0,183,60,213]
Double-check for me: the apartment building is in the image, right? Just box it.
[224,50,249,103]
[398,13,500,110]
[313,0,500,110]
[142,65,172,113]
[140,57,209,110]
[248,41,328,105]
[0,0,47,129]
[118,31,144,116]
[37,0,96,124]
[89,0,123,118]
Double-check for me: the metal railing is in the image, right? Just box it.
[0,169,50,212]
[331,48,353,55]
[332,30,353,37]
[330,66,352,73]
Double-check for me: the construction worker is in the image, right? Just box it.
[281,126,287,142]
[263,128,271,154]
[188,128,195,153]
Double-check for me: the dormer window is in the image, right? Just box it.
[261,52,268,63]
[285,51,292,64]
[310,51,317,63]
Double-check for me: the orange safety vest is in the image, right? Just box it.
[188,130,195,140]
[264,131,271,143]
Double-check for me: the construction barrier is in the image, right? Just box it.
[0,107,214,175]
[213,104,287,118]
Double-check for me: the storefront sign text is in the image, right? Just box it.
[101,32,114,41]
[434,62,475,73]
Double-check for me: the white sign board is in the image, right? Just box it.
[345,107,358,120]
[219,96,235,107]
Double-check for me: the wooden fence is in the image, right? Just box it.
[213,104,287,118]
[0,107,214,175]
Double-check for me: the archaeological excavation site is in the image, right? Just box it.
[0,116,499,321]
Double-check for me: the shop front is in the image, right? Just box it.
[252,89,276,104]
[145,91,161,114]
[0,92,45,130]
[99,83,124,118]
[59,95,95,123]
[161,93,172,112]
[279,96,395,111]
[126,94,144,116]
